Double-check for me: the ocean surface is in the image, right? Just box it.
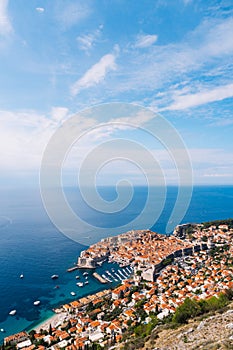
[0,185,233,342]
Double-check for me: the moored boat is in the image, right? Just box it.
[33,300,40,306]
[9,310,16,316]
[51,274,59,279]
[76,282,84,287]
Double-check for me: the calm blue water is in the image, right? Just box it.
[0,186,232,341]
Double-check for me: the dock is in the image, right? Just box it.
[93,272,107,284]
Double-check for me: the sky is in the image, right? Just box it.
[0,0,233,187]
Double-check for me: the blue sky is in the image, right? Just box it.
[0,0,233,186]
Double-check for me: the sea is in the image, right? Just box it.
[0,185,233,342]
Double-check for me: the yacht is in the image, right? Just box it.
[76,282,84,287]
[51,274,59,279]
[70,291,76,296]
[33,300,40,306]
[9,310,16,316]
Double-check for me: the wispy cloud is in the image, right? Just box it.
[166,83,233,111]
[134,34,158,48]
[107,16,233,104]
[77,25,103,53]
[71,53,117,96]
[55,1,91,29]
[0,0,12,36]
[0,107,71,170]
[183,0,192,5]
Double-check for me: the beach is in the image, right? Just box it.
[33,312,68,332]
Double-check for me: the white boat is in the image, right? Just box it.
[0,329,5,332]
[75,275,80,279]
[33,300,40,306]
[76,282,84,287]
[20,274,24,279]
[83,272,88,276]
[84,281,89,285]
[70,291,76,296]
[9,310,16,316]
[51,274,59,279]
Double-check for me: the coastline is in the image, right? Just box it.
[31,312,68,333]
[3,218,233,348]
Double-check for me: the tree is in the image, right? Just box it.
[29,329,36,341]
[172,298,201,324]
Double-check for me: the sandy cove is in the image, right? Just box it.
[33,312,68,333]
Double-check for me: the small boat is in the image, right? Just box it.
[54,285,60,289]
[20,274,24,279]
[75,275,80,279]
[0,329,5,332]
[76,282,84,287]
[83,272,88,276]
[51,274,59,280]
[9,310,16,316]
[84,281,89,285]
[33,300,40,306]
[70,291,76,296]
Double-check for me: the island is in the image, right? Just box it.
[3,219,233,350]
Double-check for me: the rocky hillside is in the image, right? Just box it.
[144,305,233,350]
[117,303,233,350]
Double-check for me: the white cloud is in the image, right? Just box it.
[51,107,69,122]
[106,17,233,103]
[166,83,233,110]
[71,53,117,96]
[0,107,72,171]
[0,0,12,36]
[36,7,45,13]
[77,26,103,52]
[135,34,158,48]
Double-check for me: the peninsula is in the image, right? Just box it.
[3,219,233,350]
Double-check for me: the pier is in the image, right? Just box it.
[93,272,107,284]
[66,266,78,272]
